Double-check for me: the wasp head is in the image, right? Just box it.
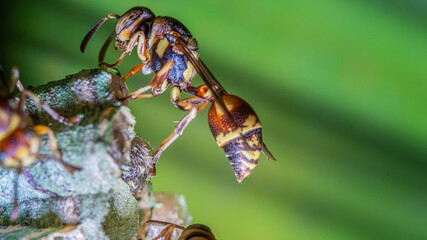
[115,7,155,50]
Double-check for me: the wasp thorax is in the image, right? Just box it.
[208,94,263,182]
[0,129,40,169]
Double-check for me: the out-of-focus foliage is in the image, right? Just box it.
[1,0,426,239]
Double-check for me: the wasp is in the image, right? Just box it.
[80,6,275,182]
[0,67,80,220]
[145,220,215,240]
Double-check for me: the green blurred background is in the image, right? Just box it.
[1,0,426,239]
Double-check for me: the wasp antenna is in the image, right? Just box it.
[80,13,120,53]
[98,30,115,63]
[261,143,276,160]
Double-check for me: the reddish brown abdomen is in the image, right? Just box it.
[179,224,216,240]
[208,94,263,182]
[0,103,21,142]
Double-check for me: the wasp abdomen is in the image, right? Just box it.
[179,224,216,240]
[208,94,264,182]
[222,128,262,182]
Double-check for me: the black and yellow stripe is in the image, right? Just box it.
[179,224,216,240]
[208,94,264,182]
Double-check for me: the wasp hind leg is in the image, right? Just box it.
[153,86,209,164]
[13,68,79,126]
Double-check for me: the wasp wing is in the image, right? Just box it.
[178,41,275,160]
[177,41,234,127]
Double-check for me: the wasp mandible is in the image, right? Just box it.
[146,220,216,240]
[0,67,80,220]
[80,7,275,182]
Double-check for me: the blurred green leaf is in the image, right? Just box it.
[1,0,426,239]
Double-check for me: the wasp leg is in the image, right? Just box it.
[153,88,209,164]
[33,125,81,173]
[123,63,144,81]
[100,31,146,68]
[22,168,58,197]
[123,60,175,100]
[152,224,178,240]
[15,78,79,126]
[147,220,185,240]
[10,168,21,221]
[10,167,59,221]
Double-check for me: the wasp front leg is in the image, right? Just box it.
[14,69,79,126]
[153,86,209,164]
[100,31,147,69]
[33,125,80,173]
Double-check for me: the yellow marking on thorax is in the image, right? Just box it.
[182,62,195,83]
[182,51,198,83]
[147,17,164,50]
[0,113,21,141]
[155,38,169,58]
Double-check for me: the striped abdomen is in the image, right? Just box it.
[179,224,215,240]
[208,94,263,182]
